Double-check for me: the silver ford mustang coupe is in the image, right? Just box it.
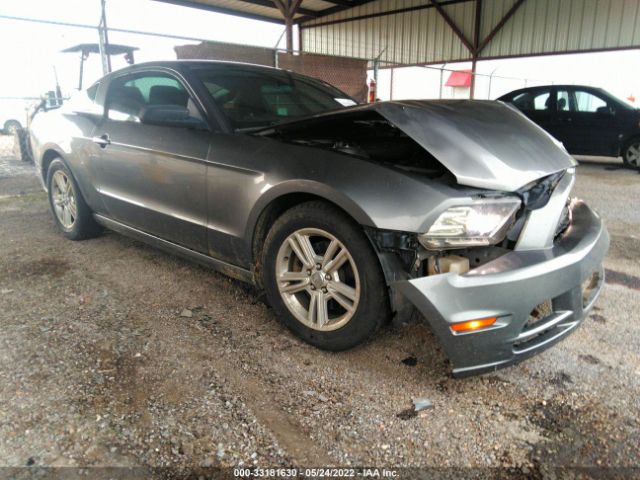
[29,61,609,377]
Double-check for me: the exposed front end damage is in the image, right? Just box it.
[259,100,608,376]
[368,169,609,377]
[393,199,608,377]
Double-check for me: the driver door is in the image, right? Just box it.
[92,71,211,253]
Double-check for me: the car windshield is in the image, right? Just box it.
[193,65,357,129]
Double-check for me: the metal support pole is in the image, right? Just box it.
[389,68,394,100]
[487,67,498,99]
[274,0,301,54]
[470,58,477,99]
[98,0,111,75]
[469,0,482,100]
[285,15,293,53]
[372,48,385,91]
[439,63,446,99]
[373,59,379,88]
[78,53,85,90]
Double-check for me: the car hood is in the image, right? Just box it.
[263,100,577,191]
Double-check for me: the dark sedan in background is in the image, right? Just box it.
[499,85,640,169]
[29,61,608,376]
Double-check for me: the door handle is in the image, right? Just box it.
[92,134,111,148]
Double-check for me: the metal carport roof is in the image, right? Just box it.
[153,0,378,51]
[153,0,377,23]
[299,0,640,66]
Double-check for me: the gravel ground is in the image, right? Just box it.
[0,144,639,479]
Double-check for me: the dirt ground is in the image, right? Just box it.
[1,134,639,479]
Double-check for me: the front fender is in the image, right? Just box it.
[247,179,376,236]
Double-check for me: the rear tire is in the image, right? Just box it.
[46,159,102,240]
[262,201,390,351]
[622,137,640,170]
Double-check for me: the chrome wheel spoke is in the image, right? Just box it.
[321,239,339,269]
[288,233,316,268]
[316,291,329,326]
[280,271,309,282]
[328,281,357,312]
[308,293,318,323]
[62,206,72,226]
[324,248,348,273]
[54,174,66,194]
[279,271,309,293]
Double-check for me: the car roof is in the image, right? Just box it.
[100,60,287,81]
[498,84,605,98]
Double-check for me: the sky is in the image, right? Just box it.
[0,0,285,97]
[0,0,638,104]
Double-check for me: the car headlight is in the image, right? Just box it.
[418,197,521,249]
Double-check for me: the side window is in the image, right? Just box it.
[532,91,551,111]
[573,90,607,112]
[106,73,203,123]
[511,91,551,111]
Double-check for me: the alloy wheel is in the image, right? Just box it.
[51,170,77,229]
[275,228,360,331]
[626,142,640,167]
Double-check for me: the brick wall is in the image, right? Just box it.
[175,42,367,102]
[175,42,276,67]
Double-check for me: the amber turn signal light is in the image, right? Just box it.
[450,317,497,333]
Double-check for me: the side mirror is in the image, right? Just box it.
[596,105,615,116]
[139,105,207,130]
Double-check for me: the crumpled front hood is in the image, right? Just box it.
[370,100,576,191]
[259,100,576,192]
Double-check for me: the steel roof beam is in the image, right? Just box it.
[477,0,526,54]
[320,0,356,6]
[295,0,376,24]
[152,0,284,24]
[429,0,474,53]
[235,0,319,17]
[297,0,470,27]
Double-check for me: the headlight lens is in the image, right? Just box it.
[419,197,521,249]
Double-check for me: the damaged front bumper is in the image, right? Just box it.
[393,200,609,377]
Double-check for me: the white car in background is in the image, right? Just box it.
[0,99,30,134]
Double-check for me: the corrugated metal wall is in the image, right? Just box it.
[301,0,640,65]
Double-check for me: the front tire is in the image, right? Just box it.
[262,201,390,351]
[622,137,640,170]
[46,159,101,240]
